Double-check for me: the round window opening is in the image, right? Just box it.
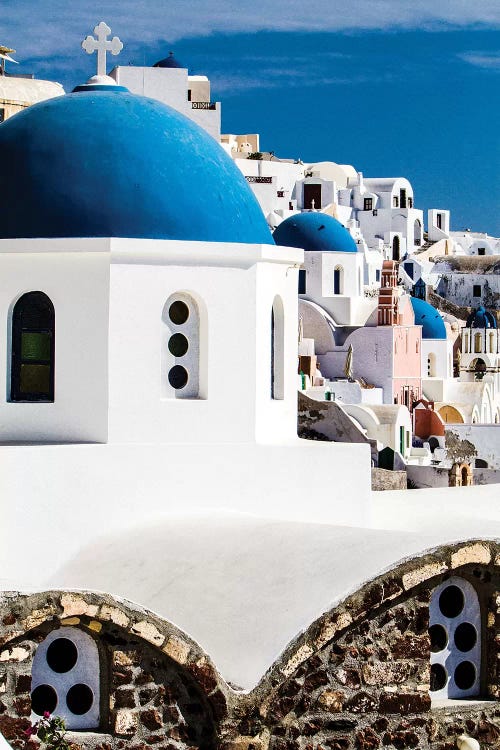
[168,365,188,389]
[439,585,465,619]
[454,622,477,653]
[429,624,448,653]
[169,300,189,325]
[454,661,476,691]
[31,684,58,716]
[430,663,447,692]
[168,333,189,357]
[66,683,94,715]
[46,638,78,673]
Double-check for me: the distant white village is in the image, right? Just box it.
[1,34,497,489]
[0,26,499,750]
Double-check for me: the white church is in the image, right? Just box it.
[0,25,499,750]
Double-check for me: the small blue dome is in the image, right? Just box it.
[0,86,273,244]
[466,306,497,329]
[410,297,447,339]
[154,51,183,68]
[273,213,357,253]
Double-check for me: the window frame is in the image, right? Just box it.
[10,291,55,403]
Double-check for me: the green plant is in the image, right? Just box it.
[25,713,70,750]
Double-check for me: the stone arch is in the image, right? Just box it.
[449,462,473,486]
[257,542,498,748]
[0,591,224,749]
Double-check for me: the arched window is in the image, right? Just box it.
[489,331,495,353]
[392,236,400,261]
[31,627,100,729]
[474,333,482,354]
[271,296,285,400]
[161,292,205,399]
[429,577,481,699]
[333,266,343,295]
[463,331,469,353]
[10,291,55,402]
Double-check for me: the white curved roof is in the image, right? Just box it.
[307,162,355,188]
[46,488,500,691]
[0,76,64,104]
[363,177,412,193]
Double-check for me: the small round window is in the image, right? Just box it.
[168,365,188,389]
[31,684,58,716]
[168,333,189,357]
[169,300,189,325]
[46,638,78,673]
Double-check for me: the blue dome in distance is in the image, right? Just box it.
[273,213,357,253]
[410,297,447,339]
[154,51,183,68]
[0,84,273,244]
[466,306,497,329]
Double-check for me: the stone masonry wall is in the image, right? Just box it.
[225,542,500,750]
[0,542,499,750]
[0,592,226,750]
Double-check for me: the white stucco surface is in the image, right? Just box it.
[40,498,500,691]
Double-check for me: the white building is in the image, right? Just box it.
[339,174,424,257]
[110,51,221,139]
[0,35,498,743]
[273,211,378,326]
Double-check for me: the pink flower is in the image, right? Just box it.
[24,726,37,737]
[43,711,51,718]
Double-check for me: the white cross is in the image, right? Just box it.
[82,22,123,77]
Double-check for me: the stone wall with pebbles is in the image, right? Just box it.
[228,542,500,750]
[0,592,226,750]
[0,541,499,750]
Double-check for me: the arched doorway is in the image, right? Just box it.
[428,436,439,453]
[471,357,486,380]
[461,466,469,485]
[303,183,322,210]
[392,235,400,261]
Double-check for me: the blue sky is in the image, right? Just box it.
[4,0,500,235]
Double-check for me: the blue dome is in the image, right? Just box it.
[0,86,273,244]
[273,213,357,253]
[410,297,447,339]
[154,52,183,68]
[466,306,497,329]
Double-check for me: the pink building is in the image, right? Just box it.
[378,261,422,410]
